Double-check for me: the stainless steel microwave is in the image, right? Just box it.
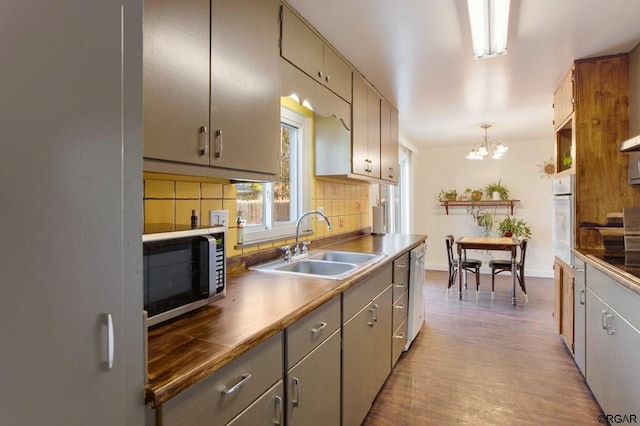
[143,225,226,327]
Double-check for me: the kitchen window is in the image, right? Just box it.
[236,104,312,242]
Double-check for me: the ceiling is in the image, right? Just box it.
[285,0,640,149]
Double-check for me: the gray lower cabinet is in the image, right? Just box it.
[226,381,284,426]
[286,330,341,425]
[572,256,586,376]
[342,263,393,426]
[286,296,341,426]
[158,332,283,426]
[585,265,640,416]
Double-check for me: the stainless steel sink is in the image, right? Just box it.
[308,250,380,264]
[274,259,357,276]
[250,250,385,280]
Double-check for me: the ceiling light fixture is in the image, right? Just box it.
[467,0,510,59]
[466,124,508,160]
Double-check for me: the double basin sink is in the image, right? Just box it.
[251,250,386,280]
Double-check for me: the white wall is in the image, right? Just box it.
[413,139,554,277]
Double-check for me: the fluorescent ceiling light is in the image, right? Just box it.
[467,0,510,59]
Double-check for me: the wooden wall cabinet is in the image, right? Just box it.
[143,0,281,180]
[555,54,639,250]
[280,5,352,103]
[553,66,575,130]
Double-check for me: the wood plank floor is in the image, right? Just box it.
[363,270,604,426]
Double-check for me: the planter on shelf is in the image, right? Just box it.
[439,189,458,202]
[484,180,510,201]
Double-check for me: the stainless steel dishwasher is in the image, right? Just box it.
[405,242,426,350]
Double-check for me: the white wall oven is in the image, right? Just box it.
[552,175,574,266]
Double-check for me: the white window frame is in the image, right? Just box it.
[243,105,312,242]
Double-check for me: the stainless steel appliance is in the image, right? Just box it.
[552,175,574,266]
[405,242,426,350]
[143,225,226,326]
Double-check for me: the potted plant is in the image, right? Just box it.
[470,188,483,201]
[498,216,532,239]
[439,189,458,201]
[467,205,494,235]
[484,179,510,201]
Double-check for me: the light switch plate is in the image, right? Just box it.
[209,210,229,228]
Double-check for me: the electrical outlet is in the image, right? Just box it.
[317,206,325,221]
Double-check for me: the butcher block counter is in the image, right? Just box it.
[145,233,426,408]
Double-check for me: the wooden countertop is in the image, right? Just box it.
[573,248,640,296]
[145,233,427,407]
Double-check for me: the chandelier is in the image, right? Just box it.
[466,124,508,160]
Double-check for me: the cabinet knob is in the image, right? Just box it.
[325,75,331,83]
[318,70,324,79]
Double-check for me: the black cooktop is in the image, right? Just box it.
[591,252,640,279]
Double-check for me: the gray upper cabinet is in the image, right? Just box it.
[352,73,381,179]
[143,0,211,166]
[210,0,281,176]
[143,0,281,180]
[281,5,352,103]
[381,99,399,184]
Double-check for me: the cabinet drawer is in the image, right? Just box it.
[392,319,407,367]
[343,263,393,320]
[587,265,640,330]
[161,332,283,426]
[573,255,586,285]
[226,381,283,426]
[392,290,408,332]
[286,295,340,369]
[392,253,409,301]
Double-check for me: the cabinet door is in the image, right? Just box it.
[2,0,144,424]
[553,66,574,129]
[227,381,284,426]
[352,73,370,177]
[322,46,352,102]
[585,289,612,413]
[280,6,323,83]
[367,87,382,179]
[573,280,586,376]
[342,302,375,426]
[561,266,574,352]
[607,307,640,415]
[287,330,341,426]
[370,286,393,395]
[144,0,210,165]
[381,101,399,183]
[210,0,280,176]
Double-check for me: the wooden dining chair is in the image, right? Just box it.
[489,238,528,302]
[445,235,482,296]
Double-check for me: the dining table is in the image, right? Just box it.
[456,236,521,305]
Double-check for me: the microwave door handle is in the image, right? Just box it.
[202,235,217,296]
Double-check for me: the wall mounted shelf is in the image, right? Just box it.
[440,200,520,215]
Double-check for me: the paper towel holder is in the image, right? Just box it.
[372,205,385,236]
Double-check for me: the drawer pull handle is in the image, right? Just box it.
[102,313,114,371]
[311,322,327,335]
[221,373,252,395]
[579,289,585,305]
[394,332,406,339]
[274,395,283,425]
[394,283,406,288]
[396,264,407,268]
[395,304,406,309]
[198,126,208,157]
[292,377,300,407]
[214,129,223,159]
[367,307,376,326]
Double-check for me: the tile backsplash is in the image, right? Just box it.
[143,172,370,257]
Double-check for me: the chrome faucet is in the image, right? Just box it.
[294,210,332,257]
